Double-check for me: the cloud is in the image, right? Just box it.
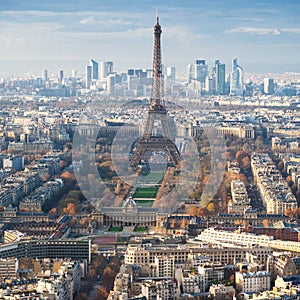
[225,17,265,22]
[225,27,300,35]
[79,16,132,26]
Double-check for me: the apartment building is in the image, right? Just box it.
[235,271,270,293]
[251,153,297,214]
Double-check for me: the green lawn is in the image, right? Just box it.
[109,226,123,232]
[140,172,164,184]
[136,200,154,207]
[134,226,148,232]
[133,187,159,199]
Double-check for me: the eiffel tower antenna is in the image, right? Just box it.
[130,15,181,169]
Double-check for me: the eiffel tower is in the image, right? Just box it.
[130,15,181,169]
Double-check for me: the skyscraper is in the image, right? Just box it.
[90,59,98,80]
[107,74,115,96]
[166,66,176,80]
[58,70,64,83]
[230,58,243,96]
[100,61,113,81]
[71,70,77,79]
[205,76,216,95]
[85,65,92,88]
[42,69,48,81]
[71,70,77,96]
[264,78,275,95]
[186,64,194,83]
[215,60,226,95]
[194,59,208,83]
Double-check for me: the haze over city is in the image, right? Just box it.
[0,0,299,75]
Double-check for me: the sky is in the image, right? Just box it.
[0,0,299,75]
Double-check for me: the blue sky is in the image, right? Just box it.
[0,0,299,75]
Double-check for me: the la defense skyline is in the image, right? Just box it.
[1,15,298,75]
[1,27,298,75]
[1,12,298,76]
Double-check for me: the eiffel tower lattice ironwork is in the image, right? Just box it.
[130,15,181,169]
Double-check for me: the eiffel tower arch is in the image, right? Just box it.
[130,15,181,169]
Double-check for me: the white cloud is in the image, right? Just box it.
[225,17,265,22]
[79,16,132,26]
[79,16,95,25]
[225,27,300,35]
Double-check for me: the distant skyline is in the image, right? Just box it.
[0,0,299,75]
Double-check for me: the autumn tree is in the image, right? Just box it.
[63,203,79,215]
[61,170,76,185]
[284,208,293,218]
[170,219,177,229]
[286,176,293,187]
[95,287,108,300]
[236,150,248,166]
[241,156,251,170]
[278,161,284,171]
[262,219,269,227]
[188,206,199,216]
[102,266,116,290]
[207,202,215,213]
[180,218,188,229]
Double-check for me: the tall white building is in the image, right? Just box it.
[100,61,113,81]
[166,66,176,80]
[186,64,194,83]
[90,59,98,80]
[128,75,138,91]
[205,76,216,94]
[85,65,92,88]
[264,78,275,94]
[107,74,116,96]
[230,58,243,96]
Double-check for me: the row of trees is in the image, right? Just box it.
[75,255,122,300]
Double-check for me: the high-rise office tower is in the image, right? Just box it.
[186,64,194,83]
[42,69,48,81]
[194,59,208,83]
[85,65,92,88]
[71,70,77,96]
[205,76,216,95]
[264,78,275,95]
[215,60,226,95]
[100,61,113,81]
[230,58,243,96]
[127,69,134,76]
[166,67,176,80]
[90,59,98,80]
[58,70,64,83]
[72,70,77,79]
[107,74,115,96]
[128,75,138,91]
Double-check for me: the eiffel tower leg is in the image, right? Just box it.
[161,118,172,140]
[144,114,155,138]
